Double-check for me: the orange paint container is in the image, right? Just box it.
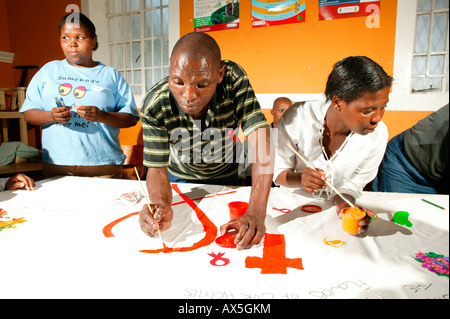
[341,207,366,234]
[228,201,249,219]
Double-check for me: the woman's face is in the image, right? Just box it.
[337,86,390,135]
[60,23,97,67]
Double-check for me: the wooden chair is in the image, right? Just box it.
[0,87,28,145]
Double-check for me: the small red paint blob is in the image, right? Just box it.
[215,233,237,248]
[301,205,322,213]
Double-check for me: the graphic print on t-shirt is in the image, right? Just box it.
[58,83,87,99]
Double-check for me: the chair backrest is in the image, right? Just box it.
[0,87,26,111]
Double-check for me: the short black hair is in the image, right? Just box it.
[171,32,222,69]
[59,12,99,51]
[325,56,393,103]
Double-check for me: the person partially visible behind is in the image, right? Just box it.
[270,97,292,127]
[0,174,36,191]
[239,97,292,184]
[20,13,139,179]
[372,104,449,194]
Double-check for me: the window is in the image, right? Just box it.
[107,0,170,98]
[391,0,448,110]
[412,0,449,93]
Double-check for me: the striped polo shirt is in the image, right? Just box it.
[140,60,269,181]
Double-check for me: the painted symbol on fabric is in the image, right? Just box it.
[272,207,291,214]
[0,208,27,232]
[245,233,304,274]
[323,237,346,248]
[392,211,413,227]
[102,186,238,254]
[208,252,230,266]
[414,252,449,277]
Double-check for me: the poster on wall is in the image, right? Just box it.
[319,0,380,21]
[194,0,240,32]
[252,0,306,28]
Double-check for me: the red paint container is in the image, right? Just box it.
[228,201,248,219]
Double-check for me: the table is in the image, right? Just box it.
[0,162,43,178]
[0,176,448,299]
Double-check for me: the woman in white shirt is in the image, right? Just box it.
[274,56,392,233]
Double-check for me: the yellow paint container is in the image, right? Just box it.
[341,207,366,234]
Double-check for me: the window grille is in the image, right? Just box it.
[107,0,170,98]
[412,0,449,93]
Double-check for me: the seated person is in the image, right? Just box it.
[274,56,393,233]
[372,104,449,194]
[239,97,292,185]
[1,173,36,191]
[270,97,292,127]
[139,32,273,250]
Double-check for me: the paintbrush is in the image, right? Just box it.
[287,144,355,208]
[134,167,166,247]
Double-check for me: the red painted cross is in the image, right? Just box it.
[245,233,304,274]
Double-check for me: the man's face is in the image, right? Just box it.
[168,53,225,119]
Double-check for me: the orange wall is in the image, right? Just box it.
[5,0,79,86]
[0,0,14,87]
[0,0,433,149]
[1,0,81,147]
[180,0,396,94]
[178,0,429,139]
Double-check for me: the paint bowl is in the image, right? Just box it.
[341,207,366,234]
[228,201,249,219]
[215,230,238,249]
[301,205,322,213]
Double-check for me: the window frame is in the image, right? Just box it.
[81,0,180,107]
[391,0,449,111]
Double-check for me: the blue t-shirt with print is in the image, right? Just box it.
[21,59,139,166]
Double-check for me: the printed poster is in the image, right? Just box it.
[194,0,240,32]
[319,0,380,20]
[252,0,306,28]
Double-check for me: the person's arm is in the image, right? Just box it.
[23,107,72,126]
[138,167,173,237]
[276,166,327,192]
[75,105,138,128]
[220,126,273,249]
[5,173,36,191]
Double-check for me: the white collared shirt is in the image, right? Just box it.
[273,96,388,199]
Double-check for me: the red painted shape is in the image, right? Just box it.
[171,191,237,206]
[102,212,139,238]
[103,187,236,246]
[245,233,304,274]
[139,184,218,254]
[208,252,230,266]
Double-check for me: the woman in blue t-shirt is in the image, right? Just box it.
[21,13,139,178]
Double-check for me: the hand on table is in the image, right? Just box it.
[6,173,36,191]
[139,203,173,237]
[220,212,266,250]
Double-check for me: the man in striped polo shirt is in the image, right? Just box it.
[139,32,273,250]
